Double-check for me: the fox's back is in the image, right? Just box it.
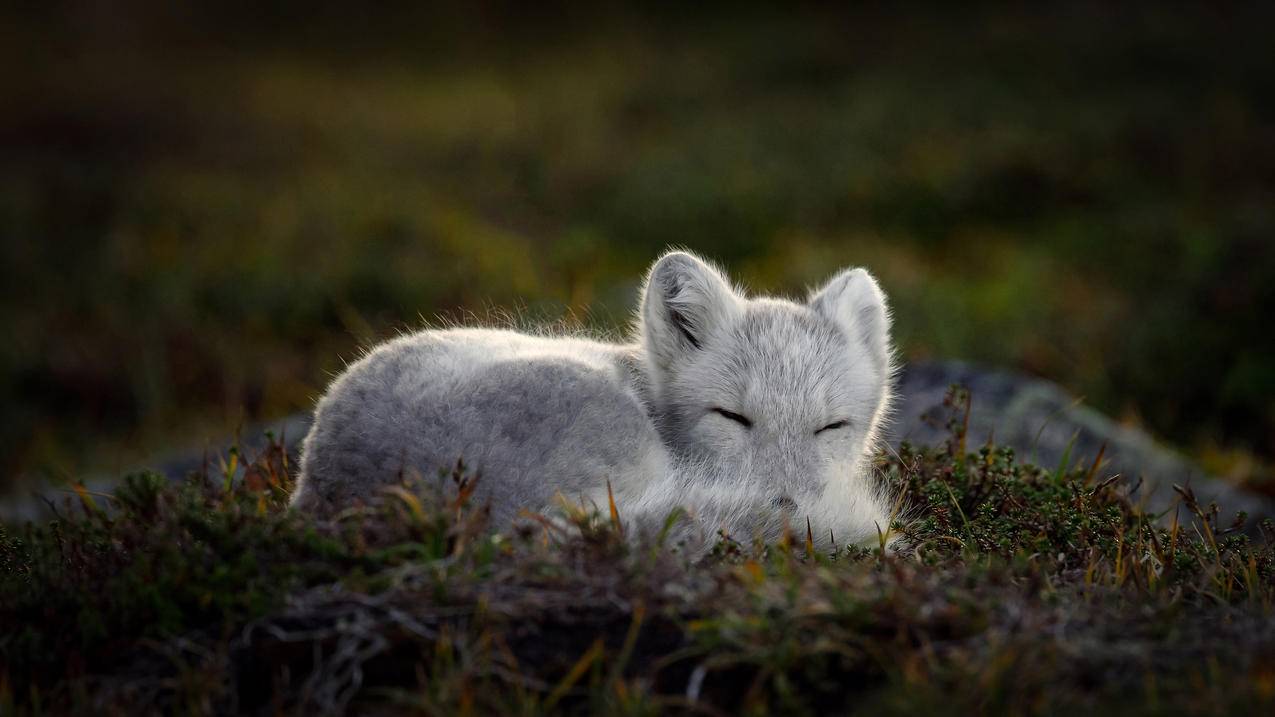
[292,328,666,524]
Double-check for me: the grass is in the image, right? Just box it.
[3,388,1273,715]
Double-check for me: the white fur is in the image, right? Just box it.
[292,251,896,552]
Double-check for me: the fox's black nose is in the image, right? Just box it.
[772,495,797,512]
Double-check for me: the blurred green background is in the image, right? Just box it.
[2,2,1273,492]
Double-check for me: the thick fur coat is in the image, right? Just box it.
[292,251,896,550]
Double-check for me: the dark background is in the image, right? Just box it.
[2,2,1272,493]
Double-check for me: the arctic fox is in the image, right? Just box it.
[292,251,896,550]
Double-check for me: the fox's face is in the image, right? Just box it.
[638,251,895,549]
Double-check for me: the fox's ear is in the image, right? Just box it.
[809,268,892,372]
[640,251,739,370]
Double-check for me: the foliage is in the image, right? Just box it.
[3,393,1273,715]
[3,4,1275,489]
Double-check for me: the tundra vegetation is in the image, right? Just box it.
[3,389,1273,715]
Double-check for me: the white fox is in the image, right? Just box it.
[292,251,896,550]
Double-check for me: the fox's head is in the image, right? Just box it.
[636,251,896,550]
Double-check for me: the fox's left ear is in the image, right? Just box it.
[809,268,892,372]
[640,251,740,372]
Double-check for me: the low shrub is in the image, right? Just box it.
[2,389,1272,715]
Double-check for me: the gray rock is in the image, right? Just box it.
[4,361,1270,526]
[888,361,1273,523]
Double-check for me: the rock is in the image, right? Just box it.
[888,361,1273,523]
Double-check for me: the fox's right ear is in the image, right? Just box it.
[809,267,892,374]
[640,251,739,370]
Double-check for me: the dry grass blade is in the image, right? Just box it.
[1084,441,1109,486]
[607,478,623,539]
[541,639,605,711]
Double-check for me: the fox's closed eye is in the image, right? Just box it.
[712,408,753,428]
[816,420,849,434]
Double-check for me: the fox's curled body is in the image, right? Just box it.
[293,251,897,550]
